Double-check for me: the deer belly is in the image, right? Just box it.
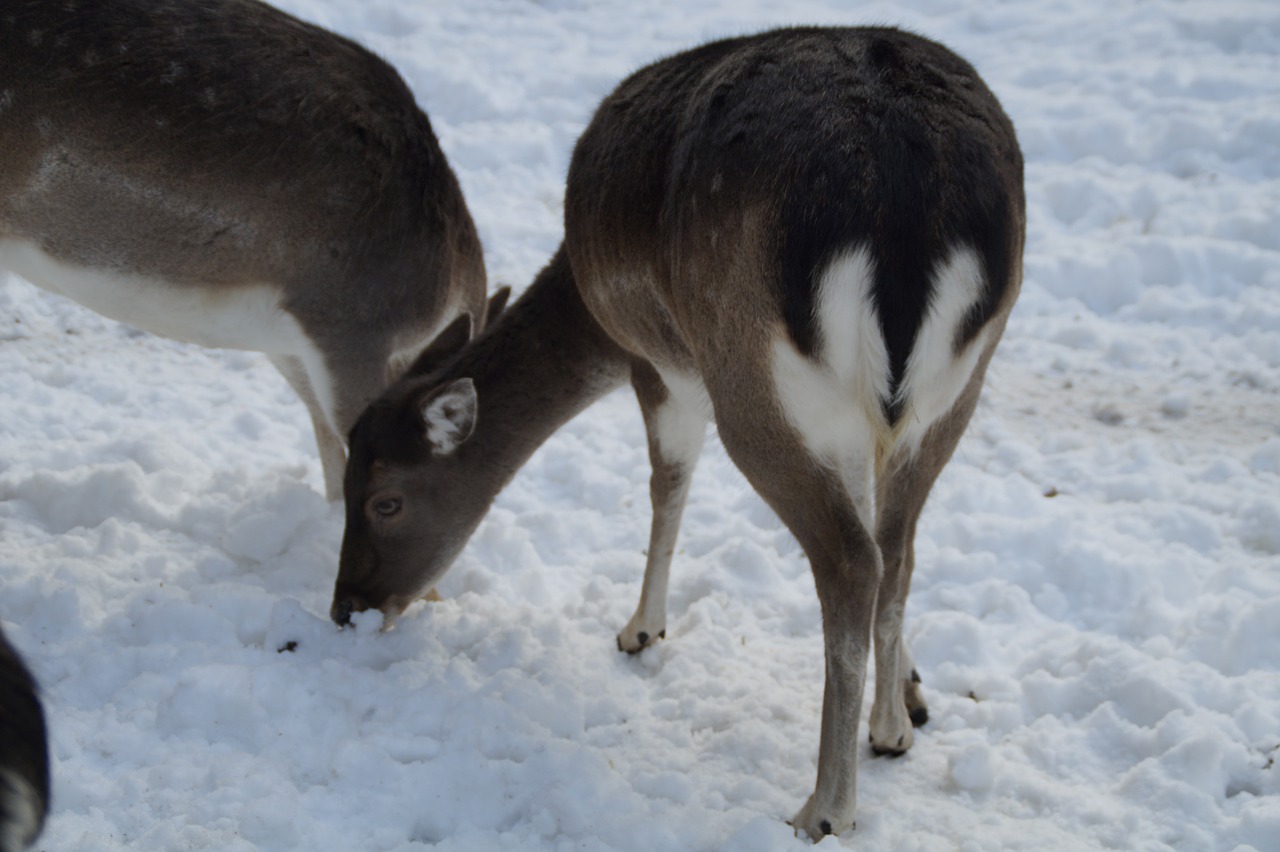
[0,236,311,355]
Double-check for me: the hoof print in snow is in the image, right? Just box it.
[276,641,298,653]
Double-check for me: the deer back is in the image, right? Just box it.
[0,0,484,360]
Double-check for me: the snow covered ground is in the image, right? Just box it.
[2,0,1278,848]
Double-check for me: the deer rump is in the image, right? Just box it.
[569,28,1021,442]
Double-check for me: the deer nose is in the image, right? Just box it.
[330,593,367,627]
[330,597,353,626]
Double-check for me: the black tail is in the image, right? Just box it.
[0,625,48,852]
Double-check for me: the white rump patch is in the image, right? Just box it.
[771,244,992,510]
[772,247,888,525]
[812,247,893,432]
[772,247,889,457]
[894,246,991,451]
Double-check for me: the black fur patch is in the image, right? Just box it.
[0,626,49,849]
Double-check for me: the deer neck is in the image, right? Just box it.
[445,245,631,486]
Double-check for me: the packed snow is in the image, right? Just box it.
[2,0,1278,849]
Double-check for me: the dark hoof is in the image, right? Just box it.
[910,706,929,727]
[911,668,922,684]
[787,815,853,839]
[617,629,666,655]
[870,733,908,758]
[618,634,646,655]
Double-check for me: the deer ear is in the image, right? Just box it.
[482,286,512,330]
[420,378,477,455]
[406,313,474,378]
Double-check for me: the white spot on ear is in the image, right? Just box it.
[422,378,477,456]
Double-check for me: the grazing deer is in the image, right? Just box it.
[0,0,486,500]
[332,27,1023,838]
[0,624,48,852]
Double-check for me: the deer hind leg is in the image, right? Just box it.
[868,355,991,755]
[617,360,708,653]
[268,354,346,501]
[866,506,928,756]
[706,353,882,839]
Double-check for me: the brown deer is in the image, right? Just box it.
[0,0,487,500]
[332,27,1024,838]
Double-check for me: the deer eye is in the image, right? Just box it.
[371,496,402,519]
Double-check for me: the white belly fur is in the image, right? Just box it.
[0,236,315,355]
[1,236,339,429]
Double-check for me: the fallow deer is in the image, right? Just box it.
[0,0,487,499]
[332,27,1024,838]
